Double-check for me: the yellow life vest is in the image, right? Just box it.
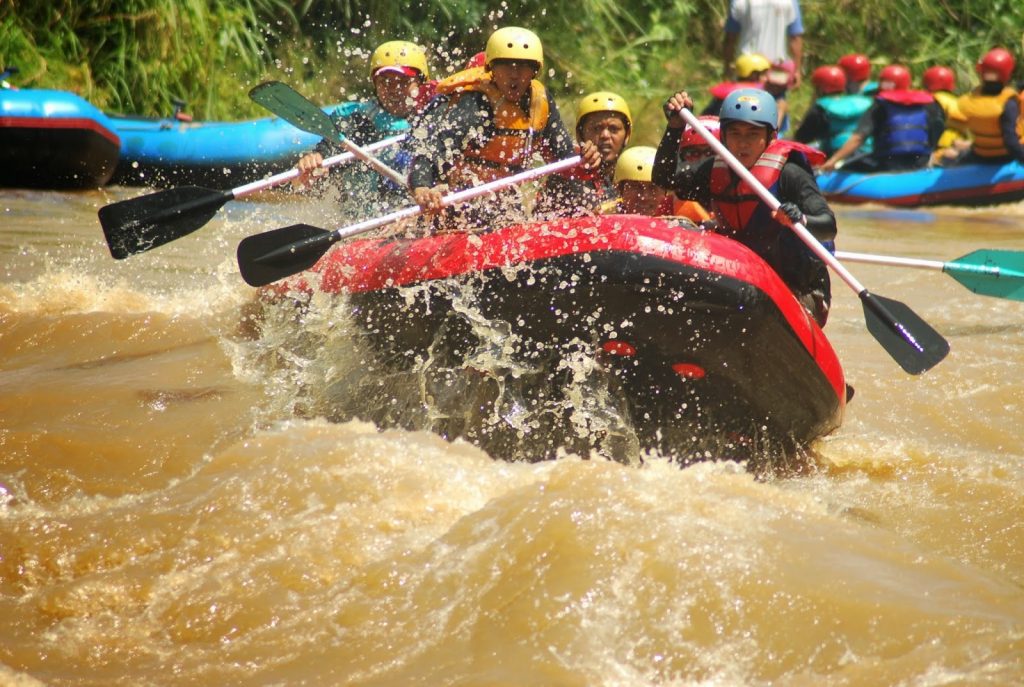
[435,68,550,186]
[957,86,1020,158]
[932,90,968,150]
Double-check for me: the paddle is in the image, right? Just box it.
[98,135,405,260]
[248,80,408,188]
[836,249,1024,302]
[680,108,949,375]
[237,155,582,287]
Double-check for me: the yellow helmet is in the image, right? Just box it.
[734,53,771,79]
[576,91,633,134]
[370,40,429,79]
[485,27,544,68]
[613,146,658,185]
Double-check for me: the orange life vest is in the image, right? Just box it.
[435,68,550,186]
[672,198,712,224]
[957,86,1021,158]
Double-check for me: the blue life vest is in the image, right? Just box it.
[875,91,934,158]
[817,94,873,155]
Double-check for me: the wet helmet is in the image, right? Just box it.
[679,115,720,149]
[576,91,633,141]
[613,146,657,185]
[370,40,429,79]
[879,64,912,91]
[811,65,847,95]
[838,53,872,83]
[719,88,778,132]
[922,66,955,92]
[485,26,544,69]
[735,53,772,80]
[976,48,1015,83]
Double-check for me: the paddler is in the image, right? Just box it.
[921,65,970,162]
[951,47,1024,165]
[819,64,945,173]
[292,40,432,214]
[408,26,601,230]
[598,146,673,215]
[535,91,632,218]
[653,88,837,326]
[793,65,874,160]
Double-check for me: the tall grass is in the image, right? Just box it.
[2,0,1022,131]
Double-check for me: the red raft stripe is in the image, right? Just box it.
[0,116,122,148]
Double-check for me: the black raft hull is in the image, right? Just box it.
[275,215,845,464]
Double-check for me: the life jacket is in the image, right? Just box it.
[817,94,874,155]
[708,140,827,292]
[957,86,1021,158]
[874,90,935,158]
[931,90,969,150]
[434,67,550,186]
[328,100,410,138]
[672,198,712,224]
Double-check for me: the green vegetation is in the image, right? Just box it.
[2,0,1023,142]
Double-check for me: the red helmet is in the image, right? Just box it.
[838,53,871,83]
[879,64,911,91]
[680,115,720,149]
[811,65,847,95]
[922,66,955,92]
[976,48,1015,83]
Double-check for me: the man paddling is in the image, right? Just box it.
[407,26,600,230]
[653,88,837,326]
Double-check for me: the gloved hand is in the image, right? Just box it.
[772,201,807,230]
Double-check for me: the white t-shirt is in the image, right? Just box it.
[726,0,803,63]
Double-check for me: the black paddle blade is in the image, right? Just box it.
[99,186,231,259]
[236,223,337,287]
[861,291,950,375]
[248,81,340,143]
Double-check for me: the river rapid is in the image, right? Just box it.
[1,185,1023,686]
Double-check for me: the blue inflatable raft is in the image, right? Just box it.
[816,160,1024,207]
[0,88,121,188]
[0,87,325,189]
[109,109,321,187]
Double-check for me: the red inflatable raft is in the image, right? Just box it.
[271,214,846,463]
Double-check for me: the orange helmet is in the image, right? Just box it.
[679,115,720,149]
[976,48,1015,83]
[879,64,911,91]
[811,65,847,95]
[922,66,955,92]
[838,53,871,83]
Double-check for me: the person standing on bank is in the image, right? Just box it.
[722,0,805,88]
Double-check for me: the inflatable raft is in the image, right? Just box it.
[272,214,846,463]
[816,159,1024,207]
[0,87,322,189]
[109,109,320,187]
[0,88,121,188]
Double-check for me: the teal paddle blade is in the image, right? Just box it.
[945,250,1024,302]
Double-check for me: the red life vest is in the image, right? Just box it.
[708,139,825,235]
[707,140,827,294]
